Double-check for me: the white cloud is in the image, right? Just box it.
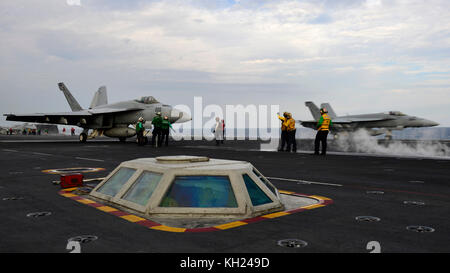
[0,0,449,126]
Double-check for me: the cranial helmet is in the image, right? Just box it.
[320,108,328,114]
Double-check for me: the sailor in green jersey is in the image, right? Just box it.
[151,112,162,147]
[136,117,145,146]
[159,116,173,147]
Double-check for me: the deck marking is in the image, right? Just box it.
[32,152,52,156]
[215,221,248,230]
[75,157,105,162]
[42,167,105,174]
[262,211,291,219]
[121,214,146,222]
[97,206,118,213]
[267,176,343,187]
[2,149,19,152]
[151,225,186,232]
[58,188,332,233]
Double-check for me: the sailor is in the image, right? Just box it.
[213,117,224,146]
[159,116,173,147]
[314,108,332,155]
[71,127,75,136]
[136,117,145,146]
[151,112,162,147]
[277,112,289,151]
[285,112,297,152]
[221,119,225,144]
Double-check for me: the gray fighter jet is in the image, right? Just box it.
[300,101,439,139]
[4,82,191,142]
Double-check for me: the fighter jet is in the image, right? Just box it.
[300,102,439,139]
[4,82,191,142]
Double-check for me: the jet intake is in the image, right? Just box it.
[104,127,136,138]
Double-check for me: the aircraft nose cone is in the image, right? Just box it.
[171,108,191,123]
[177,111,191,123]
[427,120,439,127]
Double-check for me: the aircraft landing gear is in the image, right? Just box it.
[384,130,393,141]
[79,129,89,143]
[119,137,126,143]
[79,133,87,143]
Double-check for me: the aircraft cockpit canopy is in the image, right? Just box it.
[136,96,159,104]
[387,111,406,116]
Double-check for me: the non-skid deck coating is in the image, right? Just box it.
[0,135,449,253]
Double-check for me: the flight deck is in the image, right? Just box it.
[0,135,449,255]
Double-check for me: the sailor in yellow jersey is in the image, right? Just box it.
[277,112,287,151]
[277,112,297,152]
[314,108,332,155]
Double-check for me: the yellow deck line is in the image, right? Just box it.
[97,206,118,212]
[262,211,291,218]
[278,190,295,194]
[215,221,247,230]
[120,214,146,222]
[61,193,77,198]
[151,225,186,232]
[309,195,331,201]
[303,204,326,210]
[61,187,79,192]
[77,199,97,204]
[59,186,332,233]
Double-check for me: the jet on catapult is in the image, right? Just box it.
[300,102,439,139]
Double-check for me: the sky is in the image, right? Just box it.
[1,0,449,127]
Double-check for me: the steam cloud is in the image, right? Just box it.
[335,129,450,158]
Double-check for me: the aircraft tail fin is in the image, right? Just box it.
[305,101,321,121]
[320,103,337,118]
[58,82,83,112]
[89,86,108,109]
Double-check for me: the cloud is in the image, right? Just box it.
[0,0,449,126]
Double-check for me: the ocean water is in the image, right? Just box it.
[59,126,450,140]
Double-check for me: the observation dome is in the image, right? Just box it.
[89,156,285,219]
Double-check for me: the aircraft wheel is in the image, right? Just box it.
[79,133,87,143]
[119,137,126,142]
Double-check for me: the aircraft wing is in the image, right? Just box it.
[4,111,92,123]
[299,120,317,128]
[300,116,394,131]
[87,107,144,114]
[332,117,392,123]
[4,107,143,125]
[4,112,90,125]
[299,116,389,126]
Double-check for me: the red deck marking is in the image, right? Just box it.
[136,220,161,228]
[58,187,332,232]
[321,200,333,205]
[241,216,266,223]
[87,202,103,208]
[109,211,129,217]
[286,208,307,213]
